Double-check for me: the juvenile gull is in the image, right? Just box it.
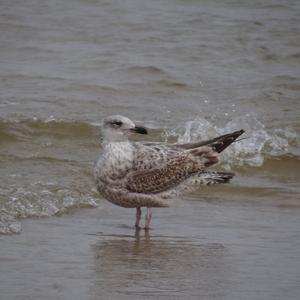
[94,115,244,229]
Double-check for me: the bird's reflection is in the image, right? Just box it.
[91,229,227,298]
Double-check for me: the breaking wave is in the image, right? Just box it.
[0,117,100,234]
[164,114,299,169]
[0,181,99,235]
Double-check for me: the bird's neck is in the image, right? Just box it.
[97,141,134,178]
[103,140,130,148]
[102,141,133,161]
[102,130,129,143]
[102,140,130,149]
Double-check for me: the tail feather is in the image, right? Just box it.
[196,171,234,185]
[171,171,235,196]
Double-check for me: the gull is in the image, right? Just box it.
[94,115,244,229]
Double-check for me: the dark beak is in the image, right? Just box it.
[131,126,148,135]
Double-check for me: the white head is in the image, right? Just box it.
[101,115,148,142]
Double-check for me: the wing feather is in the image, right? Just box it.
[172,130,245,153]
[126,145,218,194]
[126,154,199,194]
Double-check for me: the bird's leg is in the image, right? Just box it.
[144,207,152,230]
[135,207,142,229]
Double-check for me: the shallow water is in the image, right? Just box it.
[1,0,300,299]
[1,201,300,300]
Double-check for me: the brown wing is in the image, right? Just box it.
[126,146,218,194]
[126,154,199,194]
[132,143,181,171]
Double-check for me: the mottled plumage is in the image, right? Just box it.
[94,115,244,229]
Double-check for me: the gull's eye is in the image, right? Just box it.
[112,121,122,126]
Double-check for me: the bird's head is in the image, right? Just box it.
[102,115,148,142]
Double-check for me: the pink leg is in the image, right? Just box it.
[135,207,141,229]
[144,207,152,230]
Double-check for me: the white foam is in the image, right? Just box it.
[164,114,299,169]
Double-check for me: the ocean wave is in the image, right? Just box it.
[163,114,299,169]
[124,66,169,76]
[156,79,189,89]
[0,118,101,234]
[0,118,98,142]
[116,65,189,89]
[0,181,99,235]
[1,115,299,166]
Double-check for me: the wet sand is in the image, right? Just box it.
[1,198,299,300]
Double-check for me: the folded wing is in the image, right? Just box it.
[126,146,218,194]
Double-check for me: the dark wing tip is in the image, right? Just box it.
[213,129,245,153]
